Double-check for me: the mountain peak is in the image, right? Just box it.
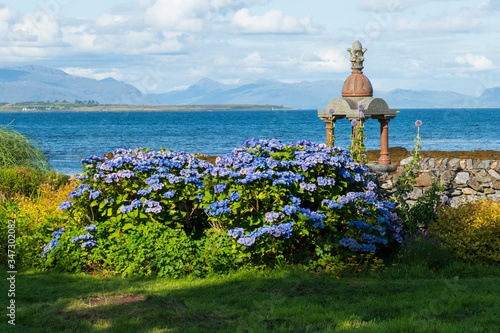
[100,77,119,83]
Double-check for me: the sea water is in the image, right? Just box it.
[1,108,499,175]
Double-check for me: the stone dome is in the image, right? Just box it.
[342,72,373,97]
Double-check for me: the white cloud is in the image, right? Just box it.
[144,0,206,31]
[10,11,61,46]
[456,54,494,71]
[96,13,126,26]
[299,49,349,73]
[243,51,261,64]
[61,67,125,81]
[238,51,265,73]
[61,28,99,53]
[143,0,269,32]
[231,8,319,34]
[0,6,14,39]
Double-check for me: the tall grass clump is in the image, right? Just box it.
[0,124,51,171]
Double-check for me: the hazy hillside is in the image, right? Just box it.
[378,89,472,108]
[1,65,499,109]
[151,78,345,109]
[0,65,147,104]
[479,87,500,107]
[155,78,484,109]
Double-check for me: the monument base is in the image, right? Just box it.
[367,163,397,173]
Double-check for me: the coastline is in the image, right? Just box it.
[0,104,295,113]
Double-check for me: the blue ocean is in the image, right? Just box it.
[1,108,499,175]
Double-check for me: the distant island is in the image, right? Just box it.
[0,101,293,112]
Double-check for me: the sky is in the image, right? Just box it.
[1,0,499,97]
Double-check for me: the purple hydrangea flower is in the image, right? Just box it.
[328,108,335,114]
[415,120,423,127]
[351,119,358,127]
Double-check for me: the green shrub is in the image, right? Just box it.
[429,199,500,263]
[0,167,71,200]
[396,234,456,271]
[197,228,244,275]
[1,180,74,267]
[0,125,50,171]
[0,167,45,199]
[43,220,202,278]
[395,181,444,236]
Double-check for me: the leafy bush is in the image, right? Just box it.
[396,234,456,271]
[36,139,404,277]
[429,199,500,263]
[0,125,50,171]
[3,182,75,267]
[0,167,70,200]
[0,167,45,200]
[396,181,444,236]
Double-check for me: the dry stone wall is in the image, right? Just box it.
[371,157,500,207]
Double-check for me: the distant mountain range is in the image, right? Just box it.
[1,64,499,109]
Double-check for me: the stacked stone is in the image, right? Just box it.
[372,157,500,207]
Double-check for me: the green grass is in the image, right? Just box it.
[1,265,499,332]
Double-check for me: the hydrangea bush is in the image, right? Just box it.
[43,139,403,276]
[200,139,402,265]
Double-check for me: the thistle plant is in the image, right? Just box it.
[348,104,368,164]
[397,120,423,192]
[394,120,443,236]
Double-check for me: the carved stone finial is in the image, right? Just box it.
[347,40,367,72]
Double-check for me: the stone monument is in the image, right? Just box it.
[318,40,397,171]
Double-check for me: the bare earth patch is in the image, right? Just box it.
[87,294,147,307]
[365,147,500,165]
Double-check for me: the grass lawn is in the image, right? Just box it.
[1,266,499,332]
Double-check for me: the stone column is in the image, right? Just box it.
[324,119,336,147]
[378,119,391,165]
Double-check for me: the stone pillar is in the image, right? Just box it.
[378,119,391,165]
[324,119,336,147]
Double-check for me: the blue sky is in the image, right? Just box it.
[1,0,499,97]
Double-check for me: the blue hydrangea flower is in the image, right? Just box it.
[84,225,97,232]
[89,189,102,199]
[52,228,65,239]
[71,233,93,243]
[81,240,98,248]
[163,190,175,198]
[229,191,241,202]
[214,184,227,193]
[58,200,73,210]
